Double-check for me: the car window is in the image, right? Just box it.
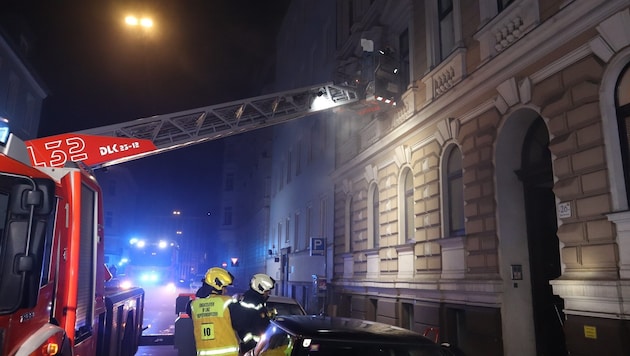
[267,301,305,316]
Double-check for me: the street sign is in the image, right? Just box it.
[310,237,325,256]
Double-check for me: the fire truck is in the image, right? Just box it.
[121,238,180,290]
[0,83,361,355]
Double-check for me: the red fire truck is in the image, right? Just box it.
[0,119,156,356]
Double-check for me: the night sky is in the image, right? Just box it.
[1,0,290,230]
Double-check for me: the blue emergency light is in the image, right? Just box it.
[0,117,10,145]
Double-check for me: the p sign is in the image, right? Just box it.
[310,238,325,256]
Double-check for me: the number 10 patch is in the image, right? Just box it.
[200,322,215,340]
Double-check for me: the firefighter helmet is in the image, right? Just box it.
[250,273,275,294]
[204,267,234,291]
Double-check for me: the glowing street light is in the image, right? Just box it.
[125,15,153,29]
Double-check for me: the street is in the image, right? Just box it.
[136,285,189,356]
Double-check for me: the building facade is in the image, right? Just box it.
[327,0,630,355]
[265,0,338,314]
[0,27,46,139]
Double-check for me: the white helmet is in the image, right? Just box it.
[250,273,275,294]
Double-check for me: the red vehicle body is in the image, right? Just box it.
[0,126,152,355]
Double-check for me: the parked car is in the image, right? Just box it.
[246,315,460,356]
[261,295,306,316]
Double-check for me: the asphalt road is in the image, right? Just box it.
[136,284,191,356]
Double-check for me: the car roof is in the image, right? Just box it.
[266,295,300,304]
[270,315,436,345]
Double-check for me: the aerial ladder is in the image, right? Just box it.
[47,82,360,169]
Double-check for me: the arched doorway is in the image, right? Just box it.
[516,117,567,355]
[495,108,567,355]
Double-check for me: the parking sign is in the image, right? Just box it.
[310,237,325,256]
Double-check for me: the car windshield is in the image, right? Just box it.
[267,301,305,316]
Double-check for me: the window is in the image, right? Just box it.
[223,206,233,226]
[616,64,630,205]
[445,147,464,236]
[404,169,415,242]
[225,173,234,191]
[105,211,113,228]
[294,212,300,249]
[438,0,455,60]
[285,218,291,243]
[6,74,19,116]
[345,196,353,252]
[306,205,312,250]
[286,150,292,184]
[295,141,302,175]
[368,184,380,249]
[497,0,515,12]
[320,198,327,239]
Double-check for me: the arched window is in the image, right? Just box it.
[345,195,353,252]
[368,183,380,249]
[616,64,630,205]
[399,168,415,243]
[445,146,464,237]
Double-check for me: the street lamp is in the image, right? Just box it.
[125,15,153,29]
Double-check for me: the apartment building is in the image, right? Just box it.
[265,0,339,314]
[327,0,630,355]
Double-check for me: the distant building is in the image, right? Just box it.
[0,24,47,139]
[266,0,338,314]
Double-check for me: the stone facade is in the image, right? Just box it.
[326,1,630,355]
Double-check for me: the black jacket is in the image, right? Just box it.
[228,289,271,341]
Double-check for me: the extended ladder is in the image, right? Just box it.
[78,83,359,168]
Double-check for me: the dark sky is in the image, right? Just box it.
[3,0,290,136]
[1,0,290,228]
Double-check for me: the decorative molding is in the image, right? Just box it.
[421,49,466,101]
[457,99,496,124]
[394,145,412,168]
[496,77,519,107]
[530,43,592,84]
[596,9,630,53]
[342,178,353,195]
[474,0,540,61]
[435,117,460,146]
[364,164,378,184]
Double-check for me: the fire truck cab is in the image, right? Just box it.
[0,119,145,356]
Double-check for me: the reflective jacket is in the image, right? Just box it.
[190,295,239,356]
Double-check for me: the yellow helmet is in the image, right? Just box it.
[204,267,234,291]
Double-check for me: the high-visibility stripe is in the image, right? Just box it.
[197,346,239,356]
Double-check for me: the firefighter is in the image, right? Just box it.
[229,273,277,354]
[189,267,240,356]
